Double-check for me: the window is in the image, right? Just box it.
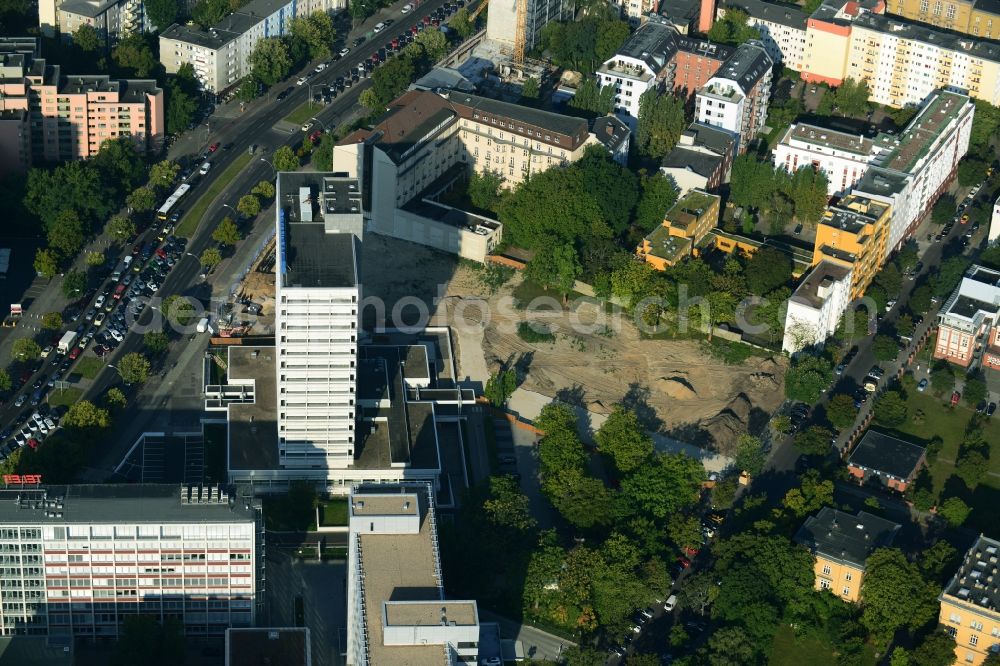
[949,613,962,624]
[822,565,831,575]
[971,621,984,631]
[970,635,978,647]
[819,579,831,589]
[845,572,853,582]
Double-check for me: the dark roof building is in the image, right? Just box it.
[226,628,311,666]
[795,507,901,570]
[847,430,926,491]
[614,20,679,72]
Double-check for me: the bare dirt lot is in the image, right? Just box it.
[361,234,789,455]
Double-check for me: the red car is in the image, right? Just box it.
[683,546,700,557]
[309,130,323,143]
[27,438,38,449]
[676,556,692,569]
[951,391,961,406]
[208,142,221,153]
[68,347,81,360]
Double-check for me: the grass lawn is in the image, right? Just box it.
[318,499,348,526]
[263,492,317,532]
[73,356,104,380]
[47,387,82,409]
[511,279,584,309]
[176,152,253,238]
[888,391,1000,492]
[203,423,227,484]
[770,625,876,666]
[283,101,321,126]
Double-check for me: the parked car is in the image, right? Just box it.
[917,378,929,392]
[951,391,961,406]
[208,142,220,152]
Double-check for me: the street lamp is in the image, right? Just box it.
[221,203,238,217]
[310,117,330,133]
[260,158,276,176]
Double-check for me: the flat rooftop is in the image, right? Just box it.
[350,493,420,517]
[384,601,478,627]
[795,507,900,569]
[790,260,852,309]
[226,628,310,666]
[942,535,1000,616]
[354,486,445,666]
[848,430,925,480]
[873,90,970,174]
[227,345,279,472]
[783,123,874,156]
[667,190,719,228]
[277,172,358,289]
[644,226,692,262]
[0,484,256,524]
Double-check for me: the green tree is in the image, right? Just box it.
[955,449,987,488]
[484,369,517,407]
[0,369,10,393]
[706,9,760,45]
[273,145,300,172]
[117,352,151,385]
[199,247,222,268]
[934,256,971,299]
[148,160,179,192]
[311,133,335,171]
[110,615,184,666]
[634,173,679,233]
[874,390,908,427]
[62,400,111,429]
[41,312,63,331]
[678,570,719,616]
[930,361,955,396]
[568,78,614,116]
[483,475,536,531]
[609,259,657,308]
[359,87,383,112]
[734,434,766,476]
[212,217,242,246]
[33,249,58,279]
[237,194,261,218]
[85,251,105,267]
[47,209,86,259]
[636,89,685,159]
[896,312,915,339]
[931,194,956,225]
[861,548,940,647]
[872,334,901,362]
[826,393,858,430]
[252,179,275,200]
[524,242,581,303]
[595,406,654,474]
[891,648,910,666]
[781,470,834,517]
[832,78,872,118]
[289,11,335,60]
[784,355,833,403]
[370,53,415,106]
[667,513,703,552]
[745,246,792,295]
[620,452,705,520]
[449,7,474,39]
[73,24,101,51]
[112,33,158,78]
[11,338,40,361]
[958,157,988,187]
[127,186,157,212]
[542,465,616,529]
[789,166,829,224]
[937,496,970,527]
[61,270,86,299]
[145,0,177,29]
[414,28,448,61]
[467,170,505,213]
[793,425,834,455]
[249,38,292,86]
[104,387,128,410]
[910,630,964,666]
[107,214,136,243]
[162,295,196,327]
[963,376,987,406]
[24,160,112,231]
[143,330,169,355]
[165,76,197,135]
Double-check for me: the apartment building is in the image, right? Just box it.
[782,260,853,353]
[852,89,973,256]
[812,194,891,300]
[847,430,926,492]
[159,0,297,94]
[722,0,810,71]
[0,483,262,639]
[39,0,146,46]
[888,0,1000,40]
[801,2,858,86]
[636,189,721,269]
[0,38,162,172]
[597,21,679,128]
[934,264,1000,369]
[773,123,876,195]
[991,194,1000,244]
[674,38,734,99]
[611,0,660,25]
[938,534,1000,666]
[660,121,738,194]
[346,484,484,666]
[794,507,900,603]
[694,40,773,152]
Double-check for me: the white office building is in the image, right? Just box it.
[0,484,262,639]
[275,172,362,470]
[347,484,484,666]
[597,20,678,129]
[783,261,854,353]
[773,123,876,195]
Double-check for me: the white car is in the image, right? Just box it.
[314,63,327,72]
[296,76,308,86]
[95,294,106,308]
[14,395,26,407]
[401,2,413,12]
[40,345,53,359]
[339,47,350,57]
[199,161,211,175]
[373,21,386,32]
[301,122,312,132]
[37,421,49,434]
[109,329,124,343]
[43,418,56,432]
[79,335,90,349]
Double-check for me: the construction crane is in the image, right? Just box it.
[469,0,489,22]
[513,0,527,65]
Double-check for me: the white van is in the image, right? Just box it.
[373,21,386,32]
[122,255,133,271]
[199,161,211,175]
[664,594,677,612]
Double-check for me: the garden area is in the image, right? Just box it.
[771,624,877,666]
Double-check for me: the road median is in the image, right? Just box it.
[176,152,254,238]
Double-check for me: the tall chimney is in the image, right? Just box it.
[699,0,717,33]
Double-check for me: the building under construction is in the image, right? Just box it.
[485,0,570,62]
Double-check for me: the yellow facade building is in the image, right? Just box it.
[794,508,901,603]
[887,0,1000,40]
[636,189,721,270]
[812,194,891,300]
[939,535,1000,665]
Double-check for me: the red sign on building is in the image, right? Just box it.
[2,474,42,485]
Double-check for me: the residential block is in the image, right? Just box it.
[939,535,1000,665]
[934,264,1000,369]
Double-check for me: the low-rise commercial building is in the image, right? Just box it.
[694,40,773,152]
[660,121,737,194]
[0,37,163,173]
[346,484,483,666]
[934,264,1000,369]
[159,0,298,94]
[636,189,721,269]
[847,430,926,492]
[938,534,1000,665]
[812,194,891,300]
[794,507,900,602]
[0,483,263,638]
[782,260,853,353]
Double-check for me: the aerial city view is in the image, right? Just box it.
[2,0,1000,661]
